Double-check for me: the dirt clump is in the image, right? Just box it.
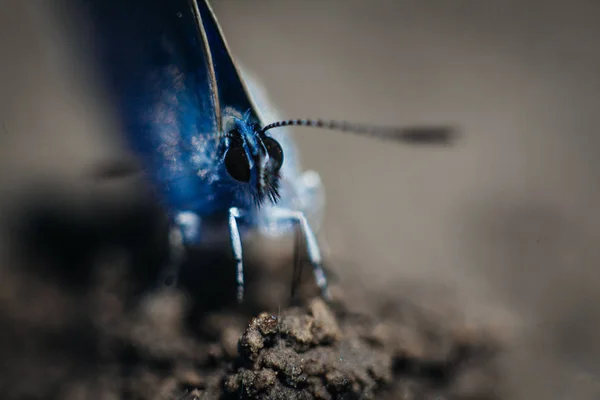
[0,253,504,399]
[0,201,505,399]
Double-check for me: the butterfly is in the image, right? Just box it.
[84,0,457,302]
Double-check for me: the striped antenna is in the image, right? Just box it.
[259,119,459,145]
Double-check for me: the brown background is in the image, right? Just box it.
[2,1,600,398]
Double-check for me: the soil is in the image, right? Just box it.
[0,195,506,400]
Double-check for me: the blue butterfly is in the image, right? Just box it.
[85,0,456,302]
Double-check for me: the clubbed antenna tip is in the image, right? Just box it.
[260,118,460,146]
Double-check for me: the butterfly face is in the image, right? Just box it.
[222,115,284,206]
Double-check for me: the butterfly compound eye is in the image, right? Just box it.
[224,146,251,182]
[264,136,284,171]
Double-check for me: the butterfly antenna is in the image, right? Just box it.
[260,119,459,145]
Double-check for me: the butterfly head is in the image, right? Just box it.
[222,114,284,206]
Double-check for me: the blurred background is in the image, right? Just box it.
[2,0,600,398]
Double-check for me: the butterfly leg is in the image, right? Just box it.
[228,207,245,302]
[158,211,201,288]
[271,208,331,300]
[291,223,304,299]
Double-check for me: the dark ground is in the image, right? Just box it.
[0,193,505,400]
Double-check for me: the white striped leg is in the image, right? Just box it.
[271,208,331,300]
[158,211,201,288]
[228,207,245,303]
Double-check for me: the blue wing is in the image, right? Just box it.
[87,0,266,213]
[192,1,263,126]
[86,0,221,211]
